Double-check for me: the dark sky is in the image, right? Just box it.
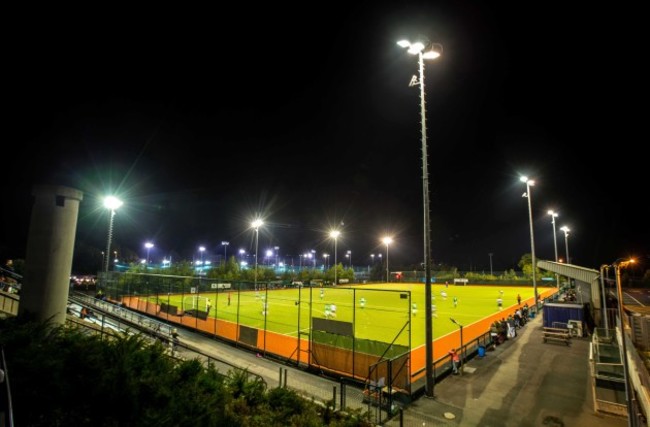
[3,2,648,273]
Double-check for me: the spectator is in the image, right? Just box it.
[507,315,516,338]
[449,348,460,374]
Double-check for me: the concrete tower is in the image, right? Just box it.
[19,185,83,324]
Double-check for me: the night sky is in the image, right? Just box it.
[3,3,648,273]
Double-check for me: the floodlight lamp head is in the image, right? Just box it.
[423,43,443,59]
[614,258,635,268]
[104,196,123,211]
[407,42,425,54]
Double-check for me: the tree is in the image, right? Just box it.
[369,263,384,281]
[0,317,370,426]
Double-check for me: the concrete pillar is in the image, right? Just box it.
[19,185,83,324]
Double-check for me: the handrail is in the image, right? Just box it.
[67,293,267,386]
[1,347,15,427]
[0,267,21,280]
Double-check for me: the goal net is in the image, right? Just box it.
[182,295,209,313]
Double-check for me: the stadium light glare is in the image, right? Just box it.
[103,196,123,275]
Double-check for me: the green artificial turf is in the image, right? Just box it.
[148,283,539,348]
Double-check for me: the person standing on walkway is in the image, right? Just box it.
[449,348,460,374]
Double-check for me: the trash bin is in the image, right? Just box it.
[478,345,486,358]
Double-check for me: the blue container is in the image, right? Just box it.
[478,345,486,358]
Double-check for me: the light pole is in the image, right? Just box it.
[548,210,560,288]
[252,219,263,291]
[382,236,393,282]
[199,246,206,268]
[520,176,538,308]
[145,242,154,265]
[346,250,352,268]
[560,226,570,264]
[450,317,464,375]
[599,264,610,332]
[488,252,493,276]
[311,249,316,268]
[103,196,123,275]
[222,241,229,264]
[614,258,635,425]
[398,38,442,397]
[330,230,340,285]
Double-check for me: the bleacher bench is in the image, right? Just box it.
[543,327,570,345]
[363,377,386,404]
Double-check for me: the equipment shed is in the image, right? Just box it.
[543,302,585,331]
